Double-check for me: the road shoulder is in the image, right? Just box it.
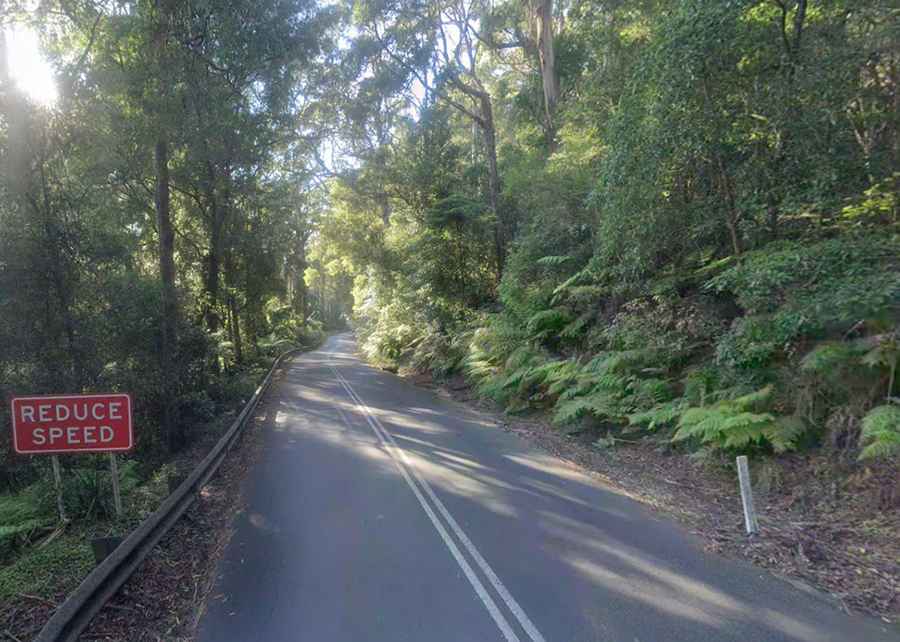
[403,370,900,627]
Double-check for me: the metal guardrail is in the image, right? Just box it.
[35,349,301,642]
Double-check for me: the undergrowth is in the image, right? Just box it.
[357,230,899,461]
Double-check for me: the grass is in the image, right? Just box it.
[0,464,174,606]
[0,530,95,602]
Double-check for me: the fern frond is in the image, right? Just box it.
[671,396,801,453]
[553,391,622,425]
[630,378,673,405]
[628,399,687,430]
[673,407,726,442]
[552,398,595,425]
[562,286,605,304]
[728,385,774,412]
[526,309,572,340]
[720,412,775,449]
[546,361,580,396]
[552,266,593,298]
[765,416,807,453]
[560,313,591,340]
[859,404,900,460]
[505,346,542,370]
[536,255,573,267]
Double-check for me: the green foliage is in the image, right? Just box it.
[526,309,573,341]
[0,532,94,602]
[673,387,805,453]
[715,314,806,373]
[549,350,669,426]
[0,488,47,561]
[553,391,622,426]
[840,174,899,225]
[706,236,900,324]
[628,399,688,432]
[52,459,141,522]
[800,342,867,375]
[858,404,900,460]
[536,255,574,267]
[319,0,898,470]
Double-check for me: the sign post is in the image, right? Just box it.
[50,455,67,523]
[108,453,122,518]
[11,393,133,519]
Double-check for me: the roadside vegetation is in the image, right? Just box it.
[308,0,899,613]
[314,1,898,468]
[0,0,334,625]
[1,0,898,630]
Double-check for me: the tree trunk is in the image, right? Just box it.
[293,243,309,325]
[228,294,243,365]
[202,158,223,335]
[35,156,83,387]
[533,0,559,151]
[479,93,505,278]
[378,194,391,226]
[205,227,221,332]
[155,136,180,452]
[717,156,742,256]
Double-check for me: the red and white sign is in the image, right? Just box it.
[11,394,133,454]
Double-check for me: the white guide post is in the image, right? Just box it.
[736,455,759,535]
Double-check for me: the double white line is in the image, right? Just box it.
[330,365,545,642]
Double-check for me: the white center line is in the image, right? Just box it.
[331,365,545,642]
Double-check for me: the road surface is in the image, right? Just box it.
[197,334,897,642]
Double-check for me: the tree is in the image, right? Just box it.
[356,0,511,277]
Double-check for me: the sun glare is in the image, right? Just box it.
[4,25,58,106]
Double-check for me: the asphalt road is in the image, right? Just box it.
[197,334,897,642]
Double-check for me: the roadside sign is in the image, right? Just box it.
[11,394,133,455]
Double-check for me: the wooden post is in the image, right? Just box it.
[51,455,67,523]
[736,455,759,535]
[109,453,122,518]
